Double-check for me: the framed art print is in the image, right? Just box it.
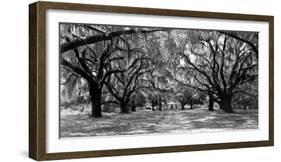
[29,1,274,160]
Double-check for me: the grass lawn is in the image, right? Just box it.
[60,108,258,138]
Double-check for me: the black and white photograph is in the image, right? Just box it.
[59,23,258,138]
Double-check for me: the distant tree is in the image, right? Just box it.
[130,92,146,108]
[176,88,203,110]
[104,48,152,113]
[232,80,258,110]
[147,92,167,111]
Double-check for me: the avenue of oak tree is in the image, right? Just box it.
[59,23,258,136]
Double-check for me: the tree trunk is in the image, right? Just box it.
[190,104,193,109]
[120,101,129,113]
[131,102,136,112]
[158,98,162,111]
[219,104,222,109]
[169,104,174,110]
[89,83,102,117]
[208,94,214,111]
[151,100,156,111]
[152,105,155,111]
[220,95,233,113]
[181,103,185,110]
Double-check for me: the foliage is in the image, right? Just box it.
[60,23,258,118]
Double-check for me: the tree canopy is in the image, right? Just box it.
[60,23,258,117]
